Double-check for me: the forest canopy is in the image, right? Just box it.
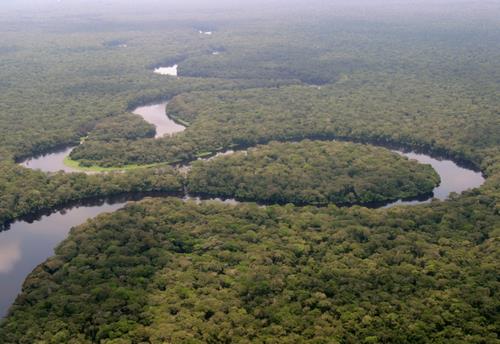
[1,196,498,343]
[187,140,440,205]
[0,2,498,343]
[0,163,183,229]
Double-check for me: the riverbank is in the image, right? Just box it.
[20,130,486,209]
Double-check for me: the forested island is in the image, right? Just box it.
[187,141,440,205]
[0,0,498,342]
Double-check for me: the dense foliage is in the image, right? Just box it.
[0,7,292,226]
[0,163,183,229]
[188,141,440,205]
[86,114,156,142]
[71,74,500,170]
[1,196,498,343]
[0,25,290,162]
[0,1,499,343]
[64,12,500,170]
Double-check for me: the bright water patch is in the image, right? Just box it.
[154,64,178,76]
[133,102,186,138]
[9,142,486,317]
[384,151,485,207]
[20,147,77,173]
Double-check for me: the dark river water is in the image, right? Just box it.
[8,102,486,318]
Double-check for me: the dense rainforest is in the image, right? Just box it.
[0,0,499,343]
[1,196,498,343]
[0,6,295,228]
[0,163,183,229]
[69,71,500,170]
[187,141,440,205]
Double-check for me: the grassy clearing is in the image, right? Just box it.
[64,147,229,172]
[63,156,171,172]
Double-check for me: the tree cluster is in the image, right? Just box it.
[0,163,183,229]
[187,140,440,205]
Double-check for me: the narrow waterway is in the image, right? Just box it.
[19,102,186,172]
[18,100,485,205]
[384,151,485,207]
[5,145,486,317]
[18,98,485,205]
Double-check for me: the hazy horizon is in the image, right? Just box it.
[2,0,500,22]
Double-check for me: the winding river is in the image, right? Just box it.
[5,100,485,317]
[18,101,485,205]
[19,101,184,172]
[20,146,79,173]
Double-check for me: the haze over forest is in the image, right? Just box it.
[0,0,498,342]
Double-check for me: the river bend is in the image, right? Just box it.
[7,100,486,318]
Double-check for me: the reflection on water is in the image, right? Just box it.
[191,148,484,207]
[19,102,187,172]
[384,151,485,207]
[19,146,77,173]
[183,195,239,205]
[0,241,21,274]
[18,140,485,207]
[7,141,487,318]
[0,201,127,317]
[132,102,186,138]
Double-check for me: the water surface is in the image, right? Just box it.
[133,102,186,138]
[8,140,486,318]
[385,151,485,207]
[154,64,178,76]
[19,102,186,172]
[19,139,484,205]
[0,200,127,317]
[20,147,77,173]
